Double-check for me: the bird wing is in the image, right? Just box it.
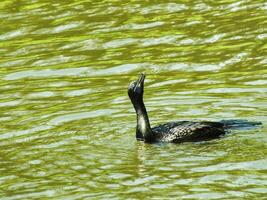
[153,121,225,142]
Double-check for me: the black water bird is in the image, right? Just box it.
[128,73,261,143]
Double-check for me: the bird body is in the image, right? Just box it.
[151,121,225,143]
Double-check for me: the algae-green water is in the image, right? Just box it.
[0,0,267,199]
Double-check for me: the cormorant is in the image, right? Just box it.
[128,73,261,143]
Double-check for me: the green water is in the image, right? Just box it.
[0,0,267,199]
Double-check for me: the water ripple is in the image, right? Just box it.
[0,0,266,199]
[49,109,118,125]
[192,159,267,172]
[4,67,90,80]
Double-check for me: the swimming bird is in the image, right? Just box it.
[128,73,261,143]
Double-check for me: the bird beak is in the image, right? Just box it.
[137,73,145,87]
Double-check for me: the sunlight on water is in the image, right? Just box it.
[0,0,266,199]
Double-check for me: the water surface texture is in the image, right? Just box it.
[0,0,267,199]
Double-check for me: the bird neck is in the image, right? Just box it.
[134,100,154,142]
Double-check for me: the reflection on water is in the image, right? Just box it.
[0,0,267,199]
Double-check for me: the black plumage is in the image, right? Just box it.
[128,73,261,143]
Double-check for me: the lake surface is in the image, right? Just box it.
[0,0,267,199]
